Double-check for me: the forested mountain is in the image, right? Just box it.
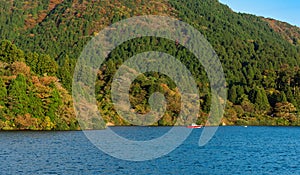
[0,0,299,130]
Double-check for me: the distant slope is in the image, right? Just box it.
[0,0,175,59]
[262,18,300,45]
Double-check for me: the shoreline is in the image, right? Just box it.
[1,125,300,131]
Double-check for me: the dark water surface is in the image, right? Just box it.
[1,126,300,174]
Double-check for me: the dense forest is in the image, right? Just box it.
[0,0,299,130]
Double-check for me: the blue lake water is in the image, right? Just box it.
[1,126,300,174]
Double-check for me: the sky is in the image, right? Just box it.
[219,0,300,27]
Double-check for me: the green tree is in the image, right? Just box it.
[0,77,7,119]
[228,85,238,104]
[37,54,58,76]
[27,90,44,119]
[286,88,297,107]
[0,77,7,105]
[250,88,270,111]
[7,74,29,115]
[25,52,39,74]
[58,55,74,91]
[277,91,287,103]
[46,87,62,122]
[0,40,25,63]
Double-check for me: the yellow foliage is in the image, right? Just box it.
[11,62,31,76]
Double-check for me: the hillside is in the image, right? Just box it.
[262,18,300,46]
[0,0,299,129]
[0,41,78,130]
[0,0,175,59]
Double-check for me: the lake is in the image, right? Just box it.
[1,126,300,174]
